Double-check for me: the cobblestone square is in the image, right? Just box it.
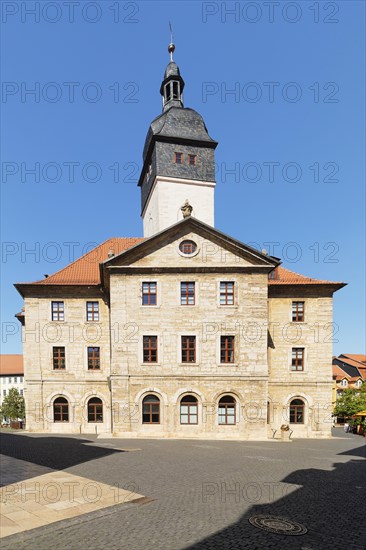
[0,430,365,549]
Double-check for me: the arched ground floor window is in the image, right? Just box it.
[218,396,236,425]
[53,397,69,422]
[180,395,198,424]
[142,395,160,424]
[88,397,103,422]
[289,399,305,424]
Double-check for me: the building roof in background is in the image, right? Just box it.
[0,355,24,375]
[339,354,366,365]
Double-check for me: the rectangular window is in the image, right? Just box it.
[20,389,23,396]
[172,81,179,99]
[3,390,6,397]
[292,301,305,322]
[220,336,235,363]
[142,282,157,305]
[87,301,99,321]
[8,378,12,384]
[51,301,64,321]
[174,152,183,164]
[182,336,196,363]
[181,282,195,305]
[19,377,23,383]
[14,377,17,383]
[291,348,304,371]
[180,401,198,424]
[220,282,234,305]
[87,347,100,370]
[53,347,65,370]
[143,336,158,363]
[188,154,196,166]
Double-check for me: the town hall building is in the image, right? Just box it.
[15,43,345,439]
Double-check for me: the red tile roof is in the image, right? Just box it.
[29,238,144,286]
[337,356,366,370]
[268,266,344,286]
[333,365,349,379]
[0,355,24,375]
[16,239,344,288]
[340,354,366,365]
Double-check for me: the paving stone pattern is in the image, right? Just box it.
[0,430,365,550]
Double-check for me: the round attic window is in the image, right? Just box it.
[179,240,197,256]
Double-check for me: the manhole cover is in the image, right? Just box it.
[249,515,307,535]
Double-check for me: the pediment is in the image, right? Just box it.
[102,218,278,273]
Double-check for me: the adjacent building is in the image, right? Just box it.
[0,355,24,422]
[15,44,346,439]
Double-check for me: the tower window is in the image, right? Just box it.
[188,154,196,166]
[165,83,172,102]
[174,152,183,164]
[172,81,179,99]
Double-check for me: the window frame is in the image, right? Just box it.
[292,301,305,322]
[291,347,304,371]
[220,336,235,364]
[219,281,234,306]
[87,397,103,423]
[174,152,183,165]
[53,346,66,370]
[53,397,69,422]
[180,395,198,425]
[51,301,64,322]
[179,240,197,255]
[143,336,158,363]
[188,154,196,166]
[180,281,195,306]
[142,282,157,306]
[289,399,305,424]
[87,346,101,370]
[142,395,160,424]
[218,396,236,425]
[181,335,196,363]
[86,301,99,322]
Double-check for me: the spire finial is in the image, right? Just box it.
[168,22,175,62]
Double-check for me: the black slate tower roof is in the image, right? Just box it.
[138,42,218,215]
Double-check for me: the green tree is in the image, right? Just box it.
[0,388,25,422]
[333,383,366,420]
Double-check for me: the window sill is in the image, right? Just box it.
[219,364,238,367]
[141,363,161,367]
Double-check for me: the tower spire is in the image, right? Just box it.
[168,22,175,62]
[160,28,184,112]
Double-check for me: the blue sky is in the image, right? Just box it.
[1,0,365,354]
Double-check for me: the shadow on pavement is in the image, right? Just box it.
[0,433,123,484]
[185,442,366,549]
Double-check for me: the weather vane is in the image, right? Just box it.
[168,21,175,62]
